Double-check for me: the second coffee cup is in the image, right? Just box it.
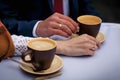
[77,15,102,37]
[22,38,57,71]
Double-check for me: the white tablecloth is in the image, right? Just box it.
[0,23,120,80]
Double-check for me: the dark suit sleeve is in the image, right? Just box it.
[69,0,103,21]
[0,1,38,37]
[78,0,99,16]
[79,0,105,21]
[85,0,105,21]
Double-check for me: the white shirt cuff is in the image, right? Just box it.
[32,21,42,37]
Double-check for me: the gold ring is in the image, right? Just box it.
[58,24,62,29]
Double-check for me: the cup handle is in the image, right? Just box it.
[21,49,33,62]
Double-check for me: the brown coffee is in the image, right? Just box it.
[77,15,102,37]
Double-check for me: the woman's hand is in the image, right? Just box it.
[56,34,100,56]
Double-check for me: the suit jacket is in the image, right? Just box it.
[0,0,99,37]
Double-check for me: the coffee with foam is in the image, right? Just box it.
[77,15,102,25]
[28,38,56,51]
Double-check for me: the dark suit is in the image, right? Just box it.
[0,0,99,37]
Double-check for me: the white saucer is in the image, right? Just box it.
[19,55,64,75]
[96,32,105,43]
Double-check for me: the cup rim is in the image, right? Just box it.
[27,38,57,51]
[77,15,102,25]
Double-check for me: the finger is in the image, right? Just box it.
[90,45,98,51]
[79,34,98,46]
[59,24,73,35]
[58,18,77,33]
[82,48,95,56]
[71,48,94,56]
[84,34,100,46]
[50,15,76,33]
[51,28,69,37]
[83,42,98,50]
[87,49,95,56]
[55,13,78,30]
[51,22,73,36]
[86,39,98,47]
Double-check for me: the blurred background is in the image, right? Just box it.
[91,0,120,23]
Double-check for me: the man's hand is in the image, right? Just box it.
[36,12,79,37]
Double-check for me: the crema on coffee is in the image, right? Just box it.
[28,38,56,51]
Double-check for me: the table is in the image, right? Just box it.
[0,23,120,80]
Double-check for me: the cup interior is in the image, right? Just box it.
[77,15,102,25]
[28,38,57,51]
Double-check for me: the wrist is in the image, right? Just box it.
[36,21,45,37]
[56,41,67,55]
[33,21,43,37]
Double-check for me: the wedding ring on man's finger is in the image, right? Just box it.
[58,24,62,29]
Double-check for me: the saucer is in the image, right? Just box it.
[71,32,105,43]
[19,55,64,75]
[96,32,105,43]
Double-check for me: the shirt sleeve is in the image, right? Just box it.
[11,35,33,56]
[32,21,42,37]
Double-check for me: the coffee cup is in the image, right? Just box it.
[22,38,57,71]
[77,15,102,37]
